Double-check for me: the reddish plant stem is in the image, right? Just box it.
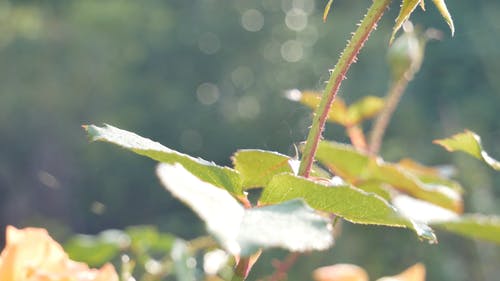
[232,257,252,281]
[298,0,392,177]
[235,1,393,280]
[368,77,409,155]
[346,125,368,151]
[261,252,300,281]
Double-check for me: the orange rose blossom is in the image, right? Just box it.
[0,226,119,281]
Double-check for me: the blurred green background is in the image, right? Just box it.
[0,0,499,280]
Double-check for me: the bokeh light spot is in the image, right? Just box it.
[231,66,254,90]
[285,9,308,31]
[198,32,221,55]
[241,9,264,32]
[298,26,319,46]
[238,96,261,119]
[281,40,303,62]
[197,82,220,105]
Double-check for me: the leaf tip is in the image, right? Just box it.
[323,0,333,23]
[389,32,396,46]
[83,124,101,141]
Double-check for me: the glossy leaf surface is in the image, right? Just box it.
[232,149,294,189]
[260,173,436,242]
[84,124,242,195]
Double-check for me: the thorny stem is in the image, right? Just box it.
[298,0,392,177]
[368,76,409,155]
[235,1,393,280]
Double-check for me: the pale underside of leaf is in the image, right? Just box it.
[84,124,243,194]
[157,163,244,255]
[434,130,500,171]
[238,200,333,256]
[157,163,333,256]
[392,194,459,224]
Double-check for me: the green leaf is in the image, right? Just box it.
[315,141,463,212]
[431,0,454,36]
[432,215,500,244]
[286,90,348,125]
[397,159,464,194]
[65,229,128,266]
[346,96,385,125]
[232,149,295,189]
[156,163,334,256]
[323,0,334,22]
[238,199,333,256]
[434,130,500,171]
[259,173,436,242]
[286,90,383,126]
[156,163,244,255]
[84,124,242,195]
[125,225,175,254]
[391,0,454,44]
[391,0,421,44]
[355,180,392,201]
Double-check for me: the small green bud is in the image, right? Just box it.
[387,22,424,81]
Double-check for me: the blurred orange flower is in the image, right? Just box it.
[313,263,425,281]
[0,226,119,281]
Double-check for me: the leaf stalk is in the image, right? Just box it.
[368,76,409,155]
